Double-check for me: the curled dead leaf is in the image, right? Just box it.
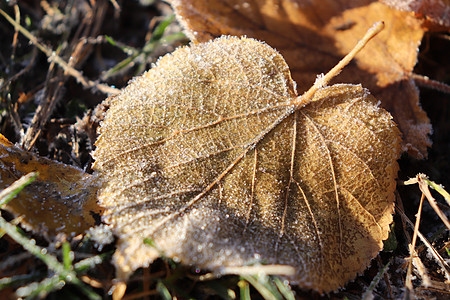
[170,0,432,158]
[93,35,401,292]
[0,134,101,236]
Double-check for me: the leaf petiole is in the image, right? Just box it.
[294,21,385,107]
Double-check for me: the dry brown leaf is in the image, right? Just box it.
[170,0,431,158]
[381,0,450,27]
[92,36,401,292]
[0,134,101,236]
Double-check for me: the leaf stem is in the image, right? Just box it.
[293,21,385,107]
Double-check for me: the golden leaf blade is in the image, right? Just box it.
[93,36,401,292]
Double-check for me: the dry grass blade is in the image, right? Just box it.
[0,8,119,96]
[0,4,119,149]
[218,265,296,276]
[396,207,450,283]
[401,174,450,297]
[405,192,424,298]
[405,174,450,230]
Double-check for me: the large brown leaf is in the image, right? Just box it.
[381,0,450,27]
[170,0,431,158]
[93,36,401,292]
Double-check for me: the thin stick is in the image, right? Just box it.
[405,192,425,298]
[293,21,385,107]
[412,73,450,94]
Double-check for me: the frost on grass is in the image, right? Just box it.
[92,36,401,293]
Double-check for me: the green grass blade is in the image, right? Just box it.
[101,53,140,80]
[362,259,391,300]
[161,32,187,44]
[157,280,172,300]
[424,178,450,206]
[104,35,138,55]
[238,280,251,300]
[62,241,74,270]
[0,175,101,300]
[241,275,283,300]
[0,215,66,275]
[148,15,175,43]
[0,215,100,299]
[74,252,111,273]
[0,274,43,289]
[102,14,183,80]
[272,277,295,300]
[0,172,38,207]
[18,274,62,299]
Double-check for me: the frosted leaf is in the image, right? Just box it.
[92,36,401,292]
